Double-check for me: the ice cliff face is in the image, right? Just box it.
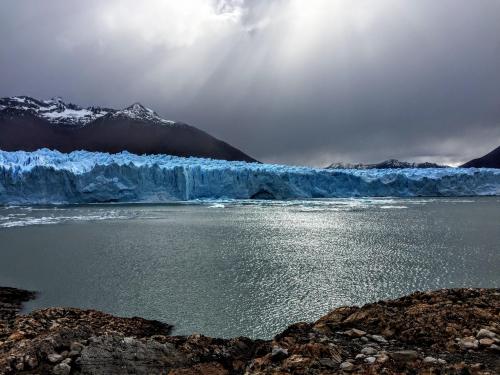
[0,149,499,204]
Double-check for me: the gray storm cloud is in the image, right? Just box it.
[1,0,499,166]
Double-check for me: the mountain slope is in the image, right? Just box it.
[461,146,500,168]
[0,96,256,162]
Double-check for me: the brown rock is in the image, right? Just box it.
[7,331,25,341]
[479,338,495,347]
[344,328,366,337]
[390,350,419,363]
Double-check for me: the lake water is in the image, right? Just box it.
[0,197,499,339]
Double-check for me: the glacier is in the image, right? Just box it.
[0,149,499,204]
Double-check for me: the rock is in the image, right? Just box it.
[459,337,479,350]
[61,358,71,365]
[48,353,63,363]
[68,350,81,358]
[24,354,38,368]
[470,363,484,371]
[318,358,337,368]
[479,338,495,347]
[368,334,388,344]
[52,362,71,375]
[365,356,376,364]
[123,336,135,345]
[340,361,354,372]
[488,344,500,352]
[70,341,84,353]
[8,331,25,341]
[376,353,389,364]
[344,328,366,337]
[477,328,496,339]
[390,350,419,363]
[2,287,500,375]
[271,346,289,361]
[361,347,377,356]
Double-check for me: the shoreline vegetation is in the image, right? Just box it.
[0,287,498,374]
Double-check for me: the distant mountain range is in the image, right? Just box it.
[328,146,500,170]
[327,159,448,169]
[0,96,256,162]
[460,146,500,168]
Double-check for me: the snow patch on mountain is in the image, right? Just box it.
[0,96,175,126]
[0,149,498,204]
[113,103,175,125]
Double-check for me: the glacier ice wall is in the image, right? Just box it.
[0,149,499,204]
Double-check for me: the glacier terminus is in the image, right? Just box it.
[0,149,499,205]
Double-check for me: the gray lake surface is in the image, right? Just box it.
[0,197,499,339]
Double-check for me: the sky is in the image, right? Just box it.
[1,0,500,166]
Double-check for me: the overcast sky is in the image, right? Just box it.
[1,0,499,166]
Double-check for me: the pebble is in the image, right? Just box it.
[476,328,496,339]
[488,344,500,352]
[390,350,419,363]
[70,341,84,353]
[369,334,388,344]
[47,353,63,363]
[24,355,38,368]
[376,353,389,364]
[68,350,81,358]
[459,337,479,350]
[271,346,289,360]
[62,358,71,365]
[423,356,438,364]
[52,362,71,375]
[365,356,376,364]
[344,328,366,337]
[355,354,365,360]
[318,358,337,368]
[479,338,495,347]
[340,361,354,372]
[361,347,377,356]
[123,337,135,345]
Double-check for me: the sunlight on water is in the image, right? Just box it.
[0,197,499,338]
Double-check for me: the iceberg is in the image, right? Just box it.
[0,149,499,204]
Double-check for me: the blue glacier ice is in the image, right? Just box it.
[0,149,499,204]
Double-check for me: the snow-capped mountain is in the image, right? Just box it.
[0,96,256,162]
[112,102,175,125]
[0,96,174,127]
[0,96,112,127]
[327,159,447,169]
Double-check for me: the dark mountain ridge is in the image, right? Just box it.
[0,96,257,162]
[461,146,500,168]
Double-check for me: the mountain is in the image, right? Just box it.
[327,159,447,169]
[0,96,256,162]
[460,146,500,168]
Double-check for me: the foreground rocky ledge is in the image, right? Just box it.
[0,287,498,374]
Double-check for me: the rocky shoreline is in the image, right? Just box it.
[0,287,498,374]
